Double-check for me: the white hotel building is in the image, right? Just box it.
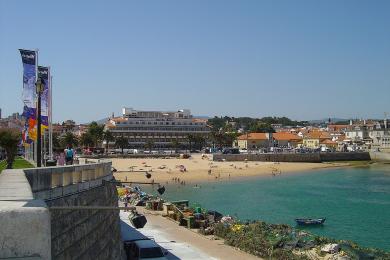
[105,108,210,149]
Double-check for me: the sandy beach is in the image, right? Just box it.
[113,154,349,184]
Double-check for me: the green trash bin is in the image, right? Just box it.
[195,207,202,214]
[187,216,195,229]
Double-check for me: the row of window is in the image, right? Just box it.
[117,121,204,126]
[117,138,187,143]
[112,127,209,131]
[114,134,189,138]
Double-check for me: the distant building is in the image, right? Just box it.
[234,133,272,149]
[234,132,301,149]
[272,132,302,148]
[369,119,390,152]
[0,112,24,131]
[106,107,210,149]
[302,131,331,149]
[52,120,88,137]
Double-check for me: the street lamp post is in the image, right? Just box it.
[36,77,44,167]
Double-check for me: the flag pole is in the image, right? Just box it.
[34,48,39,165]
[49,70,53,160]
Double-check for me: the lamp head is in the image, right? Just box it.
[36,77,44,94]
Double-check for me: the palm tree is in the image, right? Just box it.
[145,140,154,153]
[80,132,94,148]
[210,130,224,149]
[115,135,128,154]
[170,139,180,153]
[102,130,115,154]
[187,134,195,152]
[52,133,61,150]
[60,132,78,148]
[0,128,21,169]
[194,135,206,150]
[88,122,104,148]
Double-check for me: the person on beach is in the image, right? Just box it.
[64,145,74,165]
[57,152,65,166]
[124,200,128,211]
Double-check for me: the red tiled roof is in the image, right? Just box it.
[320,139,337,145]
[272,132,302,141]
[237,133,267,140]
[305,131,331,139]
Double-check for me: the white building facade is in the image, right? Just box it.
[106,108,210,149]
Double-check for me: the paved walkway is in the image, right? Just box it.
[120,208,261,260]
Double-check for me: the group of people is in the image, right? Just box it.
[56,145,75,166]
[171,177,186,185]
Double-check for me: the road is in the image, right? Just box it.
[120,208,261,260]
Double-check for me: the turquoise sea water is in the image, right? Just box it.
[144,164,390,251]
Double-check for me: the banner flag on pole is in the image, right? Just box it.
[19,49,38,143]
[38,66,49,128]
[19,49,37,108]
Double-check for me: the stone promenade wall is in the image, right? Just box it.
[213,152,371,162]
[46,181,122,260]
[369,151,390,161]
[0,162,123,260]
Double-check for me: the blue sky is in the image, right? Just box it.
[1,0,389,123]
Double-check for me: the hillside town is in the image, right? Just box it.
[1,107,389,157]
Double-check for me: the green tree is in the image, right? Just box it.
[115,135,128,154]
[249,122,275,133]
[60,132,78,148]
[187,134,195,151]
[0,129,21,169]
[88,122,104,147]
[194,135,206,150]
[170,139,180,153]
[52,133,61,150]
[103,130,115,154]
[210,131,225,149]
[224,132,240,147]
[144,140,154,153]
[80,132,94,148]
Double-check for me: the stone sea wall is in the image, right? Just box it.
[0,162,123,260]
[213,152,371,162]
[46,181,122,260]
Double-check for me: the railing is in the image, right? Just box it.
[24,162,113,200]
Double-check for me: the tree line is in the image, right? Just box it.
[208,116,308,133]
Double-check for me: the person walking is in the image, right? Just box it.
[64,145,75,165]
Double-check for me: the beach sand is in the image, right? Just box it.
[113,154,349,184]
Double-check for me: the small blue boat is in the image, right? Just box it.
[295,218,326,225]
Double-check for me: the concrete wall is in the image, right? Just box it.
[369,151,390,161]
[320,152,371,161]
[0,169,51,259]
[213,152,371,162]
[0,162,123,260]
[47,182,121,260]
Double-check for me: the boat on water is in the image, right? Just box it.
[295,218,326,225]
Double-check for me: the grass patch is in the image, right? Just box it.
[0,157,34,172]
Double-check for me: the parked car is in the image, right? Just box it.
[222,148,240,154]
[125,239,168,260]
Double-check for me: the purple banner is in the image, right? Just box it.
[38,66,49,127]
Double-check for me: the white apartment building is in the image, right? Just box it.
[369,119,390,152]
[106,107,210,149]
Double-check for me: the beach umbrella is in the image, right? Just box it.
[157,186,165,195]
